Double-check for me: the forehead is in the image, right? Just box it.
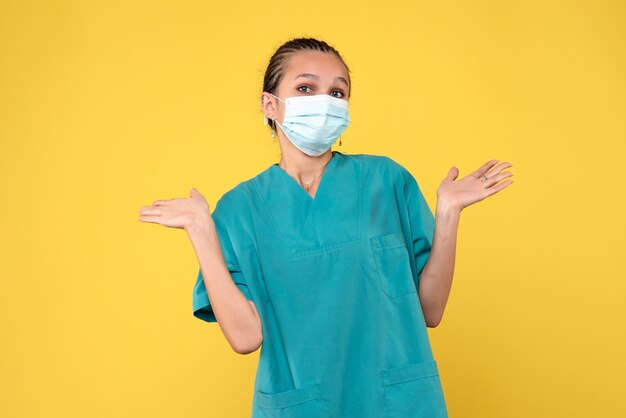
[282,50,349,80]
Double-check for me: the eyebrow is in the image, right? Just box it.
[294,73,349,87]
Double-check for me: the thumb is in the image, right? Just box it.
[446,167,459,181]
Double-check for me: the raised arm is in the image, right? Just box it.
[419,160,513,327]
[139,188,263,354]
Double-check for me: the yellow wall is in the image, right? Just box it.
[1,1,624,417]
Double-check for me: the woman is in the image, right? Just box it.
[139,38,513,418]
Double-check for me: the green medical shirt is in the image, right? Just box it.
[193,151,448,418]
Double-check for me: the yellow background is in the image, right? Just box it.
[1,0,625,417]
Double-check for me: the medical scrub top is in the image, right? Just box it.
[192,151,448,418]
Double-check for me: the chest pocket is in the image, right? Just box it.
[371,232,417,298]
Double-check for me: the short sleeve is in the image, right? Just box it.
[400,165,436,288]
[192,205,254,323]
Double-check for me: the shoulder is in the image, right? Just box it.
[217,180,250,205]
[212,176,258,223]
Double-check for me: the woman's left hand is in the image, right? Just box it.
[436,159,513,213]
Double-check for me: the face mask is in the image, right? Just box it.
[269,93,350,157]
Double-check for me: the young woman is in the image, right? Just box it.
[139,38,513,418]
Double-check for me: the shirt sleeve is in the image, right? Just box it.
[399,165,436,289]
[192,203,254,323]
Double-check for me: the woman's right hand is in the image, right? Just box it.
[138,188,211,231]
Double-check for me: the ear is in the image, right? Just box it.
[260,92,279,119]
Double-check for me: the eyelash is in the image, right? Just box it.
[297,85,345,98]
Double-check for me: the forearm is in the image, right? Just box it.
[417,201,461,327]
[187,216,262,354]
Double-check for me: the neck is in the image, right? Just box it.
[278,149,333,186]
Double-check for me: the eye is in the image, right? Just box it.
[330,90,345,99]
[297,85,312,94]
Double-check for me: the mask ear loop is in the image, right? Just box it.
[263,93,284,138]
[267,93,286,139]
[274,119,286,139]
[268,93,286,104]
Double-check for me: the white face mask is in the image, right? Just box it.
[269,93,350,157]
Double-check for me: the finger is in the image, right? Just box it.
[485,162,513,178]
[482,171,514,188]
[485,179,513,196]
[470,160,499,179]
[139,207,163,216]
[153,199,175,206]
[138,215,162,224]
[448,167,459,181]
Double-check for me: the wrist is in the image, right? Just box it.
[185,212,215,237]
[435,199,462,218]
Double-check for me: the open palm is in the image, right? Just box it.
[138,188,210,230]
[436,160,513,212]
